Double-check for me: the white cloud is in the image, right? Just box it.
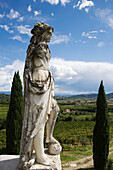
[0,13,4,18]
[100,29,106,33]
[0,56,9,61]
[97,41,104,47]
[75,40,86,44]
[82,31,97,39]
[90,30,98,33]
[85,8,89,13]
[50,58,113,94]
[50,58,77,82]
[28,5,32,12]
[60,0,70,6]
[51,13,54,16]
[82,41,86,44]
[73,0,94,13]
[9,30,14,33]
[75,40,78,43]
[51,33,70,44]
[16,25,31,37]
[0,2,8,8]
[0,60,24,91]
[10,35,26,43]
[1,58,113,94]
[34,10,41,16]
[7,9,20,19]
[29,15,50,22]
[73,1,80,8]
[0,25,14,33]
[81,30,105,40]
[33,0,36,2]
[76,1,81,7]
[79,0,94,10]
[95,8,113,29]
[42,0,59,5]
[0,25,9,31]
[41,0,70,6]
[75,39,81,43]
[17,17,24,22]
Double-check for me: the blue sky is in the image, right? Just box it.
[0,0,113,94]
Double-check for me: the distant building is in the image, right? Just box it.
[65,109,70,113]
[72,110,75,113]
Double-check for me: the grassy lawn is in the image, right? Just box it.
[109,152,113,159]
[110,141,113,148]
[0,103,9,119]
[0,129,6,149]
[0,101,113,169]
[0,104,8,152]
[61,145,93,163]
[78,168,95,170]
[61,141,113,164]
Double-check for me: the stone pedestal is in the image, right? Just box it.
[30,154,61,170]
[0,153,61,170]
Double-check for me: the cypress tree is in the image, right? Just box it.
[93,81,110,170]
[6,71,23,154]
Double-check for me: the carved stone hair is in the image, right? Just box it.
[31,22,54,35]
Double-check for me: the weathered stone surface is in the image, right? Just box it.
[19,22,62,170]
[0,153,61,170]
[48,143,62,155]
[30,154,61,170]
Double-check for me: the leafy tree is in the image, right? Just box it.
[93,81,110,170]
[6,71,23,154]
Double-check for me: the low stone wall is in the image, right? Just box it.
[0,155,19,170]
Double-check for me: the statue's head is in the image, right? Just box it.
[31,22,54,43]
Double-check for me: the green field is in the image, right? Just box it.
[0,103,9,119]
[54,121,95,146]
[0,103,9,151]
[0,97,113,168]
[0,103,9,131]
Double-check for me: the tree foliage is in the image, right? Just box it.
[6,71,23,154]
[93,81,110,170]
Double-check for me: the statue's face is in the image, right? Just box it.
[43,28,53,43]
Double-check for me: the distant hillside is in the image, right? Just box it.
[70,93,113,100]
[107,93,113,99]
[0,91,10,95]
[55,92,113,100]
[0,92,113,102]
[0,93,10,103]
[68,93,97,99]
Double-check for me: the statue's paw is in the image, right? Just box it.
[48,143,62,155]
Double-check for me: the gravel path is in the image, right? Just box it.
[62,147,113,170]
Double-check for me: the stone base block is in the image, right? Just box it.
[30,154,61,170]
[0,153,61,170]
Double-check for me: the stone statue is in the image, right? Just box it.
[19,22,62,170]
